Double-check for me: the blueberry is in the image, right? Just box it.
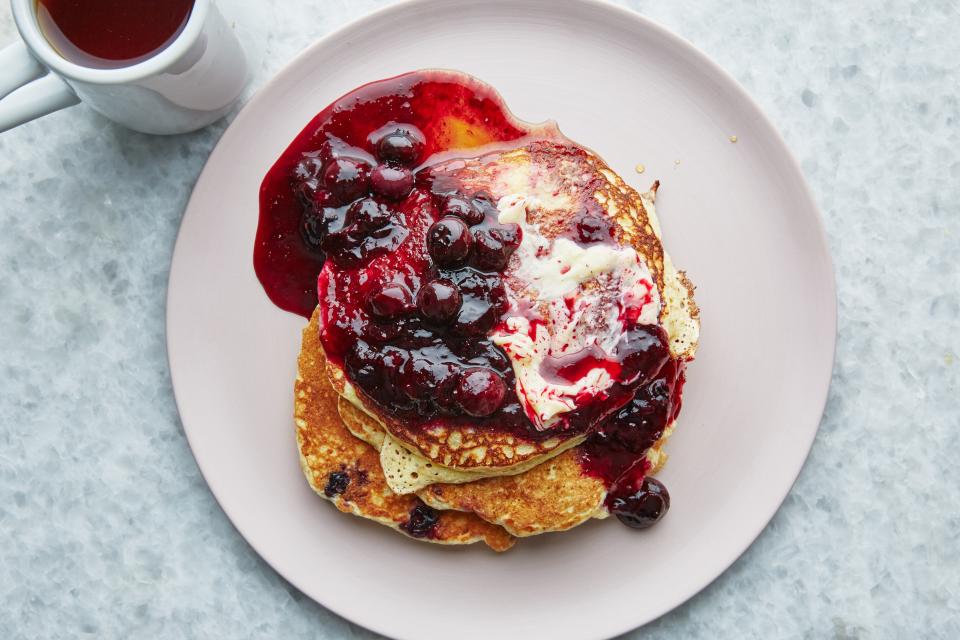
[375,125,426,166]
[367,283,413,319]
[344,341,382,389]
[401,502,440,538]
[452,298,497,336]
[610,477,670,529]
[454,367,506,417]
[442,195,484,225]
[291,154,326,207]
[370,165,414,200]
[322,158,371,204]
[323,471,350,497]
[416,279,462,323]
[399,357,460,405]
[345,198,391,231]
[292,153,325,183]
[427,217,473,266]
[472,225,519,272]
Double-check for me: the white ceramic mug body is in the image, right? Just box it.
[1,0,247,135]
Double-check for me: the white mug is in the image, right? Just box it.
[0,0,248,135]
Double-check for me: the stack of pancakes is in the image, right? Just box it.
[294,142,699,551]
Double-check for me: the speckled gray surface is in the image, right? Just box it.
[1,1,958,638]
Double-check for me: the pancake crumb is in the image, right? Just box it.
[729,134,738,143]
[635,163,645,174]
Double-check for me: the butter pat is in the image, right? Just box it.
[492,194,660,429]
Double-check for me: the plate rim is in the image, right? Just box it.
[166,0,838,637]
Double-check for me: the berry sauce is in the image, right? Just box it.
[256,71,528,318]
[579,360,686,515]
[255,70,688,528]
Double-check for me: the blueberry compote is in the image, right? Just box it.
[256,71,528,317]
[255,70,688,530]
[580,360,686,524]
[315,175,531,435]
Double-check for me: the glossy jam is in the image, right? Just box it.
[315,178,540,438]
[36,0,193,69]
[255,71,687,528]
[578,360,686,507]
[256,72,528,318]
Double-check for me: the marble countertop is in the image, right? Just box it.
[1,1,957,637]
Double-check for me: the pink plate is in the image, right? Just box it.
[167,1,836,638]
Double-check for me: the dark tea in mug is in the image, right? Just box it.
[36,0,194,69]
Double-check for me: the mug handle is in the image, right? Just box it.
[0,41,80,133]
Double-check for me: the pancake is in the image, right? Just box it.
[325,175,696,536]
[325,363,585,494]
[320,141,699,494]
[295,315,515,551]
[416,427,674,537]
[335,322,678,538]
[300,177,697,539]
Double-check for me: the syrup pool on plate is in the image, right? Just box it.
[255,70,686,529]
